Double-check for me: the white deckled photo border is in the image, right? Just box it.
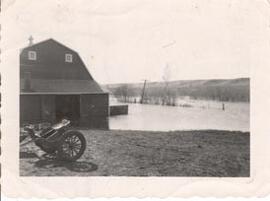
[2,0,270,198]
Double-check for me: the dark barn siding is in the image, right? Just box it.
[20,95,42,123]
[21,93,109,129]
[20,95,56,124]
[80,94,109,129]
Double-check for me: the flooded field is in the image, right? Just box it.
[109,101,249,132]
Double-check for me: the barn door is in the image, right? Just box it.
[55,95,80,123]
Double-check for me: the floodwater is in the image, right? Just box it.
[109,100,249,132]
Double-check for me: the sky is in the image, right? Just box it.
[2,0,269,84]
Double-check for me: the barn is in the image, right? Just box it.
[20,38,109,128]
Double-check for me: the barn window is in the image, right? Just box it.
[65,54,73,63]
[28,51,36,60]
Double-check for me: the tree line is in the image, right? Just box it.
[109,81,249,105]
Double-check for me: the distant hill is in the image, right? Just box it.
[103,78,250,102]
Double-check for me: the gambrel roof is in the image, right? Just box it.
[20,38,104,94]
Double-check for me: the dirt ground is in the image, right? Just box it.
[20,129,250,177]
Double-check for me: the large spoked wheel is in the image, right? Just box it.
[58,131,86,162]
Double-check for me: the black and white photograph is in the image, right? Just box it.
[6,0,270,197]
[14,0,252,177]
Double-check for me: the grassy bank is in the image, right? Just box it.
[20,129,250,177]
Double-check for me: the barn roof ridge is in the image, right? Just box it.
[22,38,78,53]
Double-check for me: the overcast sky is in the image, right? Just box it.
[2,0,269,84]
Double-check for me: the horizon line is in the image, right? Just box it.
[100,77,250,85]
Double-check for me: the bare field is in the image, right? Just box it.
[20,129,250,177]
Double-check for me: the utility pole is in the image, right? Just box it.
[222,102,225,111]
[140,80,147,104]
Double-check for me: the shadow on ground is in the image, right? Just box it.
[20,151,98,173]
[35,160,98,173]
